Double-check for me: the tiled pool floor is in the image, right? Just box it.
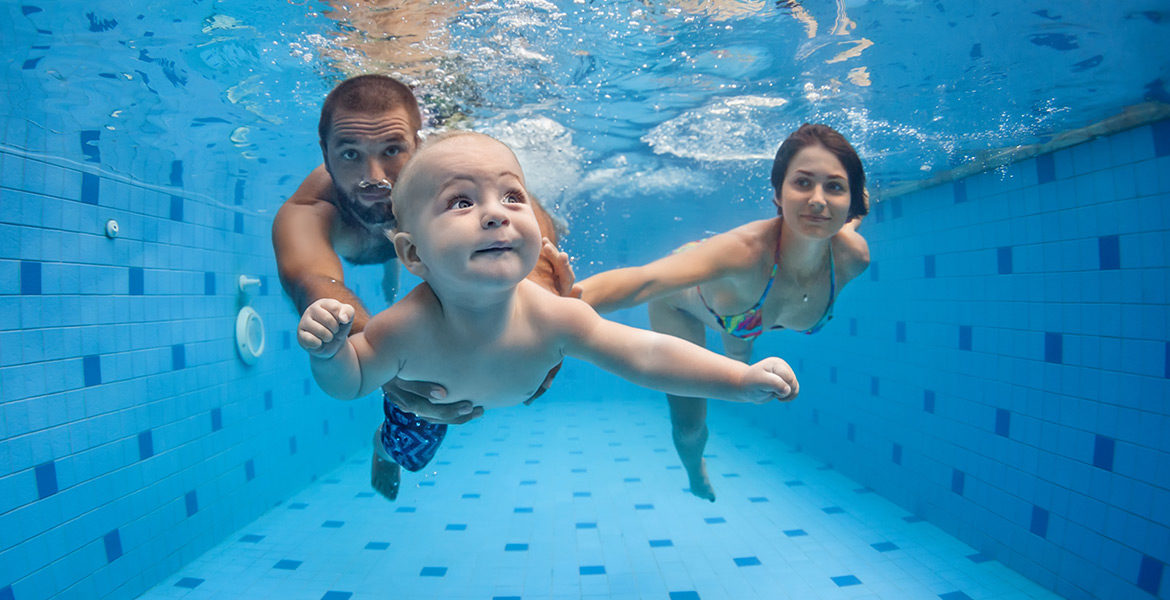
[137,393,1062,600]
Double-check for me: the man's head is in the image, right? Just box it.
[318,74,423,232]
[389,131,541,292]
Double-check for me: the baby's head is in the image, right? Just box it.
[388,131,542,290]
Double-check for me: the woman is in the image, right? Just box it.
[577,123,871,501]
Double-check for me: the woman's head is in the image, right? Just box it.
[770,124,867,220]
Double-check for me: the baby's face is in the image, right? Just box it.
[398,135,541,290]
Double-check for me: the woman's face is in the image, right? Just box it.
[774,143,852,239]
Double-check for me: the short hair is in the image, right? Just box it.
[318,74,422,148]
[770,123,868,219]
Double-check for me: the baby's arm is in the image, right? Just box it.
[556,300,798,403]
[299,298,405,400]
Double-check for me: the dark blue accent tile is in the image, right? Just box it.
[995,408,1011,437]
[461,493,480,499]
[896,321,905,342]
[953,180,967,203]
[420,566,447,577]
[749,497,768,503]
[892,444,902,465]
[129,267,144,295]
[35,461,57,499]
[869,261,879,282]
[138,430,153,460]
[1045,332,1063,364]
[22,56,43,69]
[80,130,101,162]
[959,325,972,350]
[83,354,101,387]
[1094,435,1115,471]
[823,506,845,514]
[829,366,837,383]
[784,529,807,537]
[635,503,653,510]
[704,517,726,524]
[21,261,41,295]
[259,275,269,296]
[0,586,12,600]
[1153,120,1170,157]
[1165,342,1169,378]
[234,179,246,203]
[576,522,597,529]
[669,593,700,600]
[239,534,264,543]
[812,409,820,424]
[185,491,198,516]
[872,542,899,552]
[492,597,521,600]
[211,407,222,431]
[924,390,935,413]
[1099,235,1120,270]
[172,344,185,370]
[204,272,215,295]
[1138,555,1164,595]
[832,575,861,587]
[289,436,297,455]
[474,469,490,475]
[504,543,528,551]
[572,491,590,497]
[579,566,605,575]
[365,542,390,550]
[734,556,761,567]
[81,173,100,204]
[571,467,586,473]
[891,197,902,218]
[322,521,343,528]
[1031,505,1049,537]
[513,507,532,513]
[623,477,640,483]
[273,560,301,570]
[904,515,925,523]
[649,539,673,547]
[288,503,307,509]
[174,578,203,589]
[925,255,935,278]
[952,469,965,495]
[721,473,739,478]
[967,553,991,563]
[264,391,273,410]
[395,506,416,513]
[445,524,466,531]
[520,479,537,485]
[1036,153,1056,183]
[939,593,974,600]
[850,318,858,336]
[170,160,183,186]
[170,196,183,221]
[104,530,122,562]
[321,593,352,600]
[847,423,856,442]
[234,212,244,234]
[997,247,1013,274]
[870,376,879,396]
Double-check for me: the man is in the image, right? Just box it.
[272,74,571,500]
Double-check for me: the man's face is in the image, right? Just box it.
[322,106,419,230]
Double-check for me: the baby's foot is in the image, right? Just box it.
[686,459,716,502]
[370,428,401,501]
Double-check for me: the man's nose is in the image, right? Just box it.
[364,159,388,183]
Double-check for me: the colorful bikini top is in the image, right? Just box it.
[695,225,836,340]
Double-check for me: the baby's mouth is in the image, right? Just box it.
[475,241,514,255]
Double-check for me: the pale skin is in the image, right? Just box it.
[299,135,799,417]
[577,142,870,501]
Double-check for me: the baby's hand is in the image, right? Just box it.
[740,357,799,404]
[298,298,355,359]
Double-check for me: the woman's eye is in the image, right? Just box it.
[828,182,846,192]
[793,178,810,188]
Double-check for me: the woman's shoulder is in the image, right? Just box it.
[830,226,871,284]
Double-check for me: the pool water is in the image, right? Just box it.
[2,1,1168,600]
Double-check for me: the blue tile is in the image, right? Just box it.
[185,491,198,517]
[623,477,640,483]
[704,517,726,524]
[669,593,700,600]
[1099,235,1120,270]
[1030,505,1049,538]
[83,354,101,387]
[289,436,297,454]
[204,272,216,295]
[104,530,122,562]
[504,543,528,551]
[234,212,244,234]
[896,321,905,342]
[870,376,879,396]
[513,507,532,513]
[997,246,1012,274]
[245,459,255,481]
[831,575,861,587]
[211,407,222,431]
[235,179,246,203]
[81,173,99,204]
[1045,332,1063,364]
[953,180,968,203]
[420,566,447,577]
[1093,435,1115,471]
[904,515,925,523]
[579,565,605,575]
[869,261,879,282]
[892,444,902,465]
[635,503,653,510]
[733,556,761,566]
[321,593,352,600]
[520,479,537,485]
[995,408,1011,437]
[273,560,301,570]
[823,507,845,514]
[925,255,935,278]
[783,529,807,537]
[939,593,974,600]
[952,470,965,495]
[174,578,203,589]
[1154,120,1170,157]
[649,539,673,547]
[1138,555,1164,595]
[576,522,597,529]
[0,586,12,600]
[462,493,480,499]
[129,267,143,295]
[170,196,183,221]
[572,491,590,497]
[829,366,837,383]
[847,423,856,442]
[21,261,41,295]
[170,160,184,186]
[396,506,416,513]
[172,344,185,370]
[35,461,57,499]
[365,542,389,550]
[264,391,273,410]
[288,502,308,510]
[785,480,804,487]
[966,553,991,563]
[959,326,971,351]
[924,390,935,413]
[446,523,466,530]
[239,534,264,543]
[1036,153,1056,183]
[850,318,858,336]
[492,597,521,600]
[872,542,899,552]
[138,430,153,460]
[322,521,344,528]
[80,130,101,162]
[1165,342,1169,378]
[749,497,768,503]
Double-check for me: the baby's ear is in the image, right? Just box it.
[392,231,427,278]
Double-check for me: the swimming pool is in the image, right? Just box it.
[2,1,1167,599]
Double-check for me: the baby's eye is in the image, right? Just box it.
[503,191,526,204]
[340,149,359,160]
[450,197,473,209]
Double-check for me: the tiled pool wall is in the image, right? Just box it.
[745,120,1170,600]
[0,115,384,599]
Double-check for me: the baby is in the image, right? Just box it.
[298,131,799,466]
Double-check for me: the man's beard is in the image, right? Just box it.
[333,186,396,233]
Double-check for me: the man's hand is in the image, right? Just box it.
[740,357,799,404]
[531,237,582,298]
[382,378,485,425]
[298,298,355,359]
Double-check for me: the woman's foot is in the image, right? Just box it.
[686,459,716,502]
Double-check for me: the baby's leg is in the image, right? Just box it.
[649,299,716,502]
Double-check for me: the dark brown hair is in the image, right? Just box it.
[318,74,422,148]
[770,123,867,219]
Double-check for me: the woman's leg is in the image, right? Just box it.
[649,299,717,501]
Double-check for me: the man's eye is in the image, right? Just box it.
[385,147,401,157]
[341,149,359,160]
